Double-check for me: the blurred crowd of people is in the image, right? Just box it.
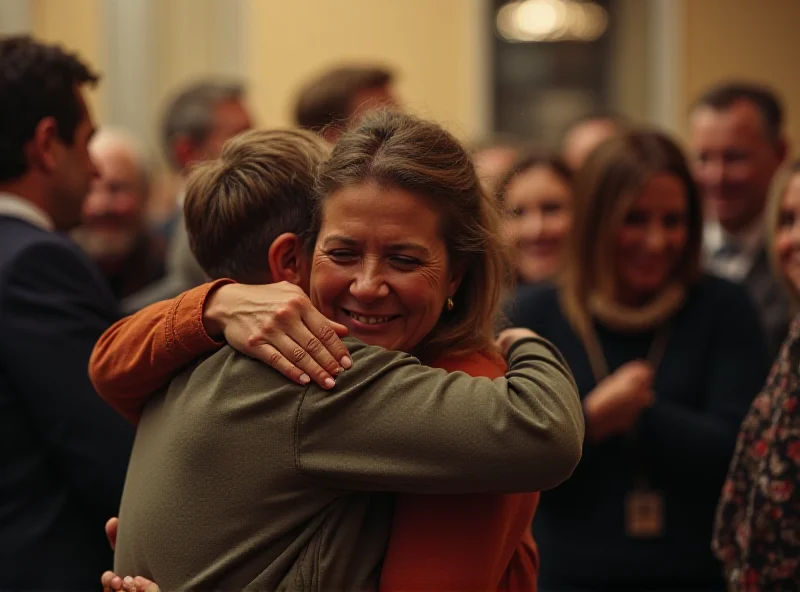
[0,33,797,592]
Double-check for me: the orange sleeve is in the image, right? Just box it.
[89,279,233,424]
[379,352,540,592]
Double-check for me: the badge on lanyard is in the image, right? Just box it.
[625,487,664,538]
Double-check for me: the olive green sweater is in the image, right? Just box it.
[114,337,583,590]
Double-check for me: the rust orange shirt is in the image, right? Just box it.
[381,351,539,592]
[89,281,539,590]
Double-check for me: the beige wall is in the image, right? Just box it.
[680,0,800,153]
[27,0,800,154]
[243,0,486,141]
[32,0,107,122]
[152,0,245,124]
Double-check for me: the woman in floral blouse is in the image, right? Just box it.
[713,161,800,591]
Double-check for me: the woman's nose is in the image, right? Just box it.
[349,261,390,302]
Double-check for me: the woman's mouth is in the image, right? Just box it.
[341,308,401,327]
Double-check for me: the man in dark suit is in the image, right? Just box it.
[690,82,791,357]
[0,36,134,589]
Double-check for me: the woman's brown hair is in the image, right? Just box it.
[765,159,800,307]
[560,130,704,339]
[307,110,512,361]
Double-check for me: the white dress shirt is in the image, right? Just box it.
[0,192,54,232]
[703,218,765,282]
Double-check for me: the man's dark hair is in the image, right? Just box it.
[0,35,99,182]
[293,65,393,133]
[692,82,784,145]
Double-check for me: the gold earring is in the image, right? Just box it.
[446,297,454,311]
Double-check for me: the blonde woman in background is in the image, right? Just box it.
[713,160,800,592]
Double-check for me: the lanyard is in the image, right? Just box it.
[582,322,672,384]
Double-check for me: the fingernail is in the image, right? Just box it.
[324,377,336,389]
[299,374,311,384]
[341,356,353,369]
[124,577,134,585]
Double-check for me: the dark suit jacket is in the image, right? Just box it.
[0,216,134,590]
[744,247,791,359]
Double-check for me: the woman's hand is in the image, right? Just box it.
[203,282,352,389]
[106,516,118,549]
[101,572,158,592]
[101,517,158,592]
[583,360,654,443]
[495,328,541,356]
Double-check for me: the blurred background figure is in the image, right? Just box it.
[472,135,525,197]
[690,82,790,355]
[71,128,165,303]
[713,160,800,591]
[294,64,397,142]
[0,35,133,591]
[498,153,573,285]
[510,131,768,591]
[124,79,253,312]
[560,112,626,172]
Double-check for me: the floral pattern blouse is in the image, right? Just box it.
[713,315,800,591]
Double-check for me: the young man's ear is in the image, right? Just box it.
[268,233,307,287]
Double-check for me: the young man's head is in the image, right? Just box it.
[183,129,329,292]
[0,36,100,230]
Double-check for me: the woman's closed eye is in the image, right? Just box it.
[326,249,359,263]
[389,255,423,270]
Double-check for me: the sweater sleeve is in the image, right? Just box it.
[638,282,769,482]
[296,337,584,494]
[89,280,230,424]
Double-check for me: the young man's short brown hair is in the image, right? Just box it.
[293,65,393,133]
[183,129,329,283]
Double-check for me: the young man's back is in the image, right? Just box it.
[114,336,579,589]
[116,340,394,589]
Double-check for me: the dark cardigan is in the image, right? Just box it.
[509,274,770,591]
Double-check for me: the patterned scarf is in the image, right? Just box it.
[712,314,800,591]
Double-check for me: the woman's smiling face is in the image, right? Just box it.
[310,181,462,353]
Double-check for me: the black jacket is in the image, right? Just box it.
[0,215,134,590]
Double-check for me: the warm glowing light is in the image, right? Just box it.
[496,0,608,43]
[515,0,567,41]
[496,2,522,41]
[580,1,609,41]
